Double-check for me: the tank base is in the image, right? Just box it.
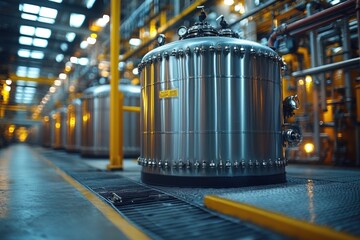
[141,172,286,188]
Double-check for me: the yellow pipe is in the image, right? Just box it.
[107,0,122,171]
[204,195,358,240]
[123,106,140,112]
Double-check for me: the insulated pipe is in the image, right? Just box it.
[268,0,356,48]
[306,3,321,161]
[292,57,360,77]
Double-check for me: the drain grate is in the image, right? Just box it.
[77,174,288,240]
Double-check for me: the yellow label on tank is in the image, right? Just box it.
[159,89,178,98]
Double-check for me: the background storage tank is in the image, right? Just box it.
[66,98,81,152]
[81,80,141,157]
[138,12,301,187]
[42,116,51,148]
[51,107,67,149]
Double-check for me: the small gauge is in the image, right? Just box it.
[177,26,187,38]
[157,34,166,46]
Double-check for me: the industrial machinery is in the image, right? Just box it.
[80,80,141,157]
[66,98,82,152]
[51,107,67,149]
[138,9,301,187]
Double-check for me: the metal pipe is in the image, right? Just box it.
[268,0,355,48]
[108,0,122,170]
[341,17,353,113]
[317,28,339,112]
[229,0,277,28]
[307,3,321,161]
[292,57,360,77]
[357,0,360,51]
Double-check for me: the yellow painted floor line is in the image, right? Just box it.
[204,195,359,240]
[38,154,151,240]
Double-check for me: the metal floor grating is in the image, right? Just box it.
[37,148,360,239]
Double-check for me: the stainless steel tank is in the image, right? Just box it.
[51,107,67,149]
[80,81,141,157]
[66,98,82,152]
[138,11,301,187]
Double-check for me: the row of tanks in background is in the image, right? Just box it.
[41,79,141,158]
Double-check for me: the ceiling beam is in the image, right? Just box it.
[9,74,56,85]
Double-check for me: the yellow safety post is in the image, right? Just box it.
[107,0,122,170]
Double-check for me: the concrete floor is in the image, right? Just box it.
[0,144,130,240]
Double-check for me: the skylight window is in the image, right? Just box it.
[31,51,44,59]
[86,0,96,9]
[33,38,48,48]
[19,36,33,45]
[21,13,37,21]
[18,49,31,58]
[21,3,40,14]
[28,68,40,78]
[56,54,64,62]
[39,7,58,19]
[70,13,86,28]
[19,4,57,25]
[20,25,35,36]
[35,27,52,38]
[49,0,63,3]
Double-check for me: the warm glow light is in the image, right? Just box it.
[224,0,234,5]
[55,122,61,129]
[4,86,11,92]
[305,75,312,84]
[304,143,314,154]
[298,79,304,86]
[54,79,62,86]
[69,117,76,127]
[8,125,16,133]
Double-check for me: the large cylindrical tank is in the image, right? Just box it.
[51,107,67,149]
[138,16,290,187]
[42,116,51,147]
[80,81,141,157]
[66,98,82,152]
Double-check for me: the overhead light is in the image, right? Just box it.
[87,36,96,45]
[59,73,67,80]
[56,54,64,62]
[20,25,35,36]
[33,38,48,48]
[19,36,33,45]
[39,7,58,19]
[18,49,31,58]
[70,13,86,28]
[31,51,44,59]
[78,58,89,66]
[129,38,141,46]
[21,3,40,14]
[66,32,76,42]
[86,0,96,9]
[35,27,52,38]
[54,80,62,86]
[60,43,68,51]
[49,0,63,2]
[6,79,12,85]
[49,86,56,93]
[4,86,11,92]
[132,68,139,75]
[70,56,78,63]
[80,41,88,49]
[21,13,37,21]
[224,0,234,5]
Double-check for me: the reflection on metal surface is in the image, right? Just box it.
[0,154,9,218]
[307,179,316,223]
